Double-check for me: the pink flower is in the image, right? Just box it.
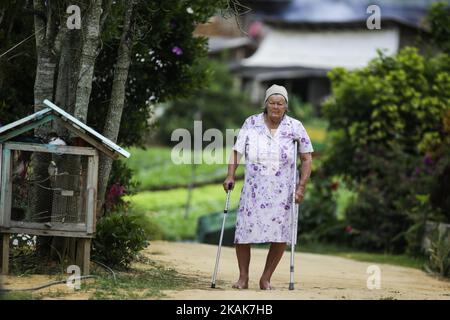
[423,154,433,166]
[109,182,125,198]
[172,46,183,56]
[248,21,263,38]
[345,225,353,234]
[106,182,126,210]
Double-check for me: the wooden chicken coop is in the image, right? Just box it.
[0,99,130,275]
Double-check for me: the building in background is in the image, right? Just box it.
[196,0,439,113]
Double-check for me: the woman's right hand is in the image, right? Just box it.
[223,175,235,192]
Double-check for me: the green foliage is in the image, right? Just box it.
[1,1,230,150]
[298,169,338,238]
[322,42,450,254]
[92,213,150,269]
[426,2,450,53]
[324,47,449,163]
[345,185,410,253]
[152,59,254,145]
[426,232,450,277]
[89,1,229,148]
[288,95,315,121]
[8,234,40,275]
[0,1,35,126]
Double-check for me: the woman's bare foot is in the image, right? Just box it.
[232,276,249,289]
[259,278,274,290]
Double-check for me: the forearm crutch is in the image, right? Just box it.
[211,182,233,288]
[289,139,300,290]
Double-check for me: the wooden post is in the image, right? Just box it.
[1,233,9,274]
[86,152,98,234]
[0,148,12,228]
[76,238,91,275]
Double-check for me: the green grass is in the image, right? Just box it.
[126,180,243,240]
[123,147,245,191]
[1,256,201,300]
[84,257,199,299]
[0,291,34,300]
[297,241,427,270]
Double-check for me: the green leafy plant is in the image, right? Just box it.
[321,42,450,254]
[426,232,450,277]
[92,213,150,269]
[289,95,315,120]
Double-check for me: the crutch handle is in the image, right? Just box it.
[224,183,233,213]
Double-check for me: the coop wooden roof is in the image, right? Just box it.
[0,99,130,159]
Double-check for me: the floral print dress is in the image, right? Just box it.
[232,112,313,244]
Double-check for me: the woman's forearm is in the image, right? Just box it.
[297,153,312,188]
[227,150,241,177]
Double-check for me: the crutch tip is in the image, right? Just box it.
[289,283,294,290]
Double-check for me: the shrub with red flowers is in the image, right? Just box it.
[103,160,139,215]
[106,182,126,212]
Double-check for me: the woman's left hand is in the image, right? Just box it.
[295,185,305,203]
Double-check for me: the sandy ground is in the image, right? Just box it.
[146,241,450,300]
[0,273,94,299]
[1,240,449,300]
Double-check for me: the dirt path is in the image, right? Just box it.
[1,241,449,300]
[145,241,450,300]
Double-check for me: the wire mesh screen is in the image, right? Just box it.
[10,149,89,225]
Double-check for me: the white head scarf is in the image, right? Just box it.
[264,84,288,104]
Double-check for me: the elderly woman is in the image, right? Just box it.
[223,84,313,290]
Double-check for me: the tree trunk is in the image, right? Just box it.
[73,0,103,123]
[97,0,136,217]
[50,22,84,260]
[32,0,57,258]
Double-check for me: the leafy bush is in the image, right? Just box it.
[289,95,315,120]
[426,2,450,53]
[321,44,450,254]
[8,234,40,275]
[298,168,338,237]
[345,185,411,253]
[92,213,150,269]
[426,232,450,277]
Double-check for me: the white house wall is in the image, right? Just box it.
[241,27,400,70]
